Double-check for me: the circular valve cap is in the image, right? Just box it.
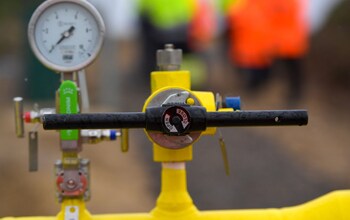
[162,106,191,135]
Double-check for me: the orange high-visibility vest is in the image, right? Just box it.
[227,0,274,68]
[268,0,308,58]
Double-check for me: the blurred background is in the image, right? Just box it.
[1,0,350,217]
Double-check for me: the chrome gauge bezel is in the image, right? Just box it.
[28,0,105,72]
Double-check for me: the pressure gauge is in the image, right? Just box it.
[28,0,105,72]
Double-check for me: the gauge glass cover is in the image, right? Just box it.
[28,0,105,72]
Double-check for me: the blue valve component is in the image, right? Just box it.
[110,130,117,141]
[225,97,241,110]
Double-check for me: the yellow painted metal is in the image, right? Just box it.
[144,70,193,162]
[151,166,197,216]
[191,91,216,111]
[149,71,191,93]
[218,108,234,112]
[57,199,92,220]
[2,189,350,219]
[152,145,193,162]
[143,70,219,162]
[191,91,216,135]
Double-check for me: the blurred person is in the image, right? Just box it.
[226,0,274,92]
[138,0,216,87]
[187,0,218,89]
[189,0,217,52]
[138,0,196,78]
[269,0,309,105]
[225,0,309,106]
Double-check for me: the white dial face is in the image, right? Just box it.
[29,0,105,72]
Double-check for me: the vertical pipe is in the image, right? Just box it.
[152,162,198,215]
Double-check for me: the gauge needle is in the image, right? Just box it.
[49,26,75,53]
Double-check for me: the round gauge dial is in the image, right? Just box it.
[28,0,105,72]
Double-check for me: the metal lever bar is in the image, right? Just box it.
[206,110,308,127]
[43,109,308,131]
[43,112,146,130]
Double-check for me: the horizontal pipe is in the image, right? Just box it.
[43,110,307,131]
[1,191,350,220]
[206,110,308,127]
[42,113,146,130]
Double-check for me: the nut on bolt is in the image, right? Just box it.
[157,44,182,71]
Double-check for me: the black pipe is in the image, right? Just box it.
[42,112,146,130]
[43,109,308,131]
[206,110,308,127]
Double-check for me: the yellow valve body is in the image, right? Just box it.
[143,70,193,162]
[143,70,217,162]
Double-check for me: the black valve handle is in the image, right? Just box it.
[42,106,308,134]
[206,110,308,127]
[43,112,146,130]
